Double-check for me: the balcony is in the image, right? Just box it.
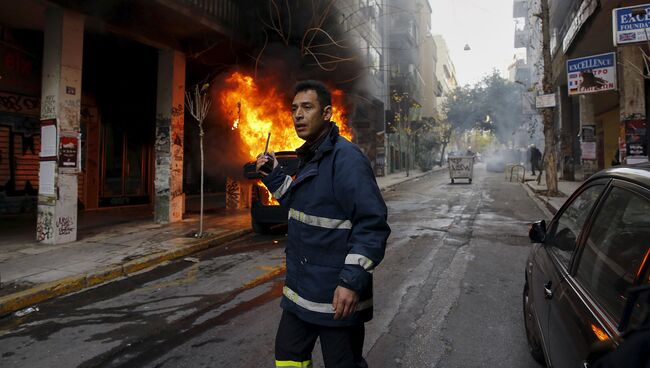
[513,0,527,18]
[514,28,529,48]
[180,0,241,30]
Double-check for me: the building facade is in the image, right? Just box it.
[515,0,650,181]
[0,0,250,243]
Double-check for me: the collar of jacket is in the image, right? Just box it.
[297,122,340,162]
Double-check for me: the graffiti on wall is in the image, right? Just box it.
[36,210,53,241]
[56,216,74,236]
[0,93,39,115]
[41,95,56,118]
[0,119,40,195]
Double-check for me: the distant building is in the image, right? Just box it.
[433,35,458,117]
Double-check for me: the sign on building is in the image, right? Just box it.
[563,0,598,53]
[613,4,650,45]
[536,94,556,108]
[567,53,617,95]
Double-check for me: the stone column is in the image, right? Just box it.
[37,9,84,244]
[618,45,647,164]
[579,95,597,176]
[154,50,185,223]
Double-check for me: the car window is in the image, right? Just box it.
[549,184,605,269]
[575,186,650,323]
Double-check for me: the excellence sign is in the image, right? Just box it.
[567,53,617,96]
[613,4,650,45]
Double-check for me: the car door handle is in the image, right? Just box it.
[544,281,553,299]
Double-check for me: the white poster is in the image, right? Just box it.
[581,142,597,160]
[40,124,57,157]
[39,161,56,195]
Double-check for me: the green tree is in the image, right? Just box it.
[444,71,524,144]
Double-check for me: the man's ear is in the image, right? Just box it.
[322,105,333,121]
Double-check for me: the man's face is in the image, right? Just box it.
[291,90,332,141]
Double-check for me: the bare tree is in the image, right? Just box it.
[185,83,212,237]
[539,0,559,196]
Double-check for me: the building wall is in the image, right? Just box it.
[433,35,457,113]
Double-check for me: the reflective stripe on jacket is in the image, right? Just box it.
[262,124,390,327]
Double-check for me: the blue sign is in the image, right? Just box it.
[566,53,617,95]
[613,4,650,45]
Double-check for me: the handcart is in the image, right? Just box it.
[448,156,474,184]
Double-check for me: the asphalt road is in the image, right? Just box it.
[0,164,546,367]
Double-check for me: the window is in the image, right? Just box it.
[575,186,650,322]
[369,46,381,78]
[548,185,604,269]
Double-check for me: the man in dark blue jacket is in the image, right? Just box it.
[256,80,390,367]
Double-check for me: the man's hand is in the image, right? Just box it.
[256,151,278,176]
[332,286,359,320]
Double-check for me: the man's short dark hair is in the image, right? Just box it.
[294,80,332,111]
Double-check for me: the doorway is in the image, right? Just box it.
[99,123,151,207]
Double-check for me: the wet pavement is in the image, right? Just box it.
[0,164,546,367]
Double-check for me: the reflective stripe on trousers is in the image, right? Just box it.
[276,360,313,367]
[283,286,372,314]
[288,208,352,230]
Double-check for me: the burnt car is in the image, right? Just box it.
[243,151,299,233]
[523,163,650,367]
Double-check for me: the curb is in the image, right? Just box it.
[0,228,251,317]
[521,181,556,220]
[380,167,445,192]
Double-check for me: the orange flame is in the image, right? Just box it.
[255,180,279,205]
[218,72,352,158]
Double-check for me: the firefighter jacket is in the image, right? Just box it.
[262,123,390,327]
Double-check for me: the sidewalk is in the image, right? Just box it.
[0,168,435,316]
[521,173,583,216]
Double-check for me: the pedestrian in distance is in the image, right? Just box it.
[256,80,390,368]
[529,144,542,175]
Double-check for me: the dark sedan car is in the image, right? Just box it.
[243,151,299,233]
[523,163,650,367]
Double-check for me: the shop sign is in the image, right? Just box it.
[563,0,598,53]
[613,4,650,45]
[567,53,617,95]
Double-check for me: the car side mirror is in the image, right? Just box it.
[529,220,546,243]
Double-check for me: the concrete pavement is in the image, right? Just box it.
[0,167,437,317]
[520,173,582,218]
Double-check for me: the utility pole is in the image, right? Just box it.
[539,0,559,195]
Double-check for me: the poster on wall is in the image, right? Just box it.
[624,119,648,164]
[581,142,597,160]
[58,134,80,171]
[613,4,650,45]
[40,119,57,158]
[567,53,617,95]
[39,161,56,195]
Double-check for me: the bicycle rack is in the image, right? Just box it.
[506,164,526,183]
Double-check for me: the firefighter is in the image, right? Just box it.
[257,80,390,368]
